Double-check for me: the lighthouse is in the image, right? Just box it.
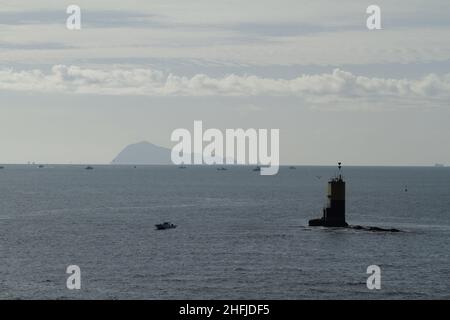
[309,162,348,227]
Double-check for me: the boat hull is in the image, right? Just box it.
[155,224,177,230]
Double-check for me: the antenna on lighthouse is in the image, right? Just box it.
[338,162,342,179]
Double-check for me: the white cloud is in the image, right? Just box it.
[1,65,449,107]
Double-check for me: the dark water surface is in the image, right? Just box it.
[0,165,449,299]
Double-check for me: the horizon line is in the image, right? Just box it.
[0,163,447,168]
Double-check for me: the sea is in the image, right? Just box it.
[0,165,449,299]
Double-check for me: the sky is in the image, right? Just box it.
[1,0,450,165]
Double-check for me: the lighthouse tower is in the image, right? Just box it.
[309,162,348,227]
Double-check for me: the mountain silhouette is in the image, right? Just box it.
[111,141,171,165]
[112,141,235,165]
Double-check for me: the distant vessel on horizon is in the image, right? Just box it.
[155,222,177,230]
[85,166,94,170]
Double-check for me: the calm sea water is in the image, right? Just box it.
[0,165,449,299]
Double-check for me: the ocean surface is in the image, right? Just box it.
[0,165,449,299]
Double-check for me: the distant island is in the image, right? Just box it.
[111,141,233,165]
[111,141,172,165]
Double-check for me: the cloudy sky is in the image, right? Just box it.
[1,0,449,165]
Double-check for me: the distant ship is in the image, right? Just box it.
[253,166,261,172]
[289,166,296,169]
[179,165,187,169]
[38,165,45,168]
[0,166,4,169]
[85,166,94,170]
[155,222,177,230]
[217,167,227,171]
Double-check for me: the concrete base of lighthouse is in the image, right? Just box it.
[308,217,348,227]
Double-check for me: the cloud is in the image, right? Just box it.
[0,9,164,28]
[1,65,449,106]
[1,1,450,70]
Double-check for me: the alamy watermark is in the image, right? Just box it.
[66,5,81,30]
[66,265,81,290]
[171,121,279,175]
[366,5,382,30]
[366,265,381,290]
